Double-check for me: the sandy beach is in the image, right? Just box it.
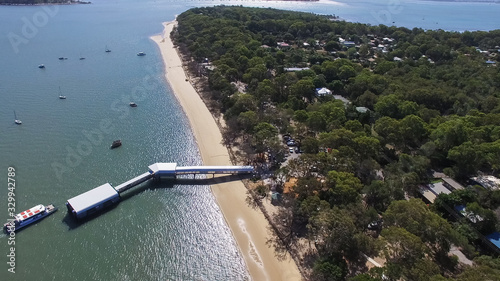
[151,21,302,281]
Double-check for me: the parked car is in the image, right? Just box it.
[287,141,296,146]
[289,147,294,153]
[367,219,383,230]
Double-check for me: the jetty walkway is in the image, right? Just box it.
[66,163,253,219]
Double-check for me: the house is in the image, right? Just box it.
[332,95,351,106]
[277,42,290,48]
[470,175,500,190]
[419,186,437,203]
[428,182,452,196]
[454,205,484,223]
[382,37,394,43]
[284,67,310,72]
[343,41,356,48]
[442,177,464,191]
[356,106,369,113]
[419,180,453,203]
[316,87,332,96]
[486,232,500,251]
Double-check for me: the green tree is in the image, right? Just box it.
[339,65,357,81]
[382,226,427,269]
[291,78,316,102]
[307,112,328,132]
[237,111,259,134]
[353,136,380,159]
[325,171,363,206]
[301,136,320,154]
[374,116,402,148]
[384,199,466,256]
[293,109,309,123]
[255,79,277,104]
[430,117,471,151]
[457,256,500,281]
[311,258,347,281]
[365,180,395,212]
[253,122,278,152]
[399,115,429,148]
[308,206,358,258]
[374,94,402,118]
[447,141,484,176]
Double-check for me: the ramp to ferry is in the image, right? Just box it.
[114,172,153,193]
[148,163,254,178]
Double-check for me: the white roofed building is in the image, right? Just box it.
[316,87,332,96]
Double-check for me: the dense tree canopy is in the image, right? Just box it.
[174,6,500,280]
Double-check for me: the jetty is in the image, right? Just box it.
[66,163,253,219]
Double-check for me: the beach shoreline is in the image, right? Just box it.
[151,21,302,281]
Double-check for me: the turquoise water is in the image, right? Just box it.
[0,0,499,280]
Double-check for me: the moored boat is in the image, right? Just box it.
[3,204,58,233]
[110,139,122,149]
[58,86,66,99]
[14,111,22,125]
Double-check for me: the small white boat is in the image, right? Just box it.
[105,46,111,53]
[58,86,66,99]
[14,111,22,125]
[129,102,137,107]
[137,52,146,56]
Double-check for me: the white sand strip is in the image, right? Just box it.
[151,21,302,281]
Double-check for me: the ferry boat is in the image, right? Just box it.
[3,204,58,233]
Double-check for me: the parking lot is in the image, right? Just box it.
[282,134,301,166]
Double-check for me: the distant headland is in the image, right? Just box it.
[0,0,90,5]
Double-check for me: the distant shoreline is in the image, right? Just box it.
[0,1,90,6]
[421,0,499,3]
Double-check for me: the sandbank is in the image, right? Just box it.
[151,21,302,281]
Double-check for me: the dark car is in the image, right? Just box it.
[367,219,383,230]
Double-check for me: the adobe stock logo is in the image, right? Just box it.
[371,0,403,26]
[7,6,59,54]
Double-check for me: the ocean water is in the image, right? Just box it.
[0,0,499,280]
